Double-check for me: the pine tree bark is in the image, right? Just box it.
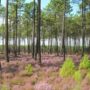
[5,0,9,62]
[37,0,41,64]
[32,0,36,58]
[62,0,66,61]
[82,0,86,56]
[13,4,18,57]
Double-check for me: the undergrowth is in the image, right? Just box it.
[73,70,82,82]
[59,57,75,77]
[79,55,90,69]
[25,64,33,75]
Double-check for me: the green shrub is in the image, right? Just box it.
[25,64,33,75]
[86,72,90,79]
[73,70,82,82]
[79,55,90,69]
[84,72,90,84]
[1,85,9,90]
[59,57,75,77]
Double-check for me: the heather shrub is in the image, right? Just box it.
[11,79,24,85]
[34,82,53,90]
[72,84,81,90]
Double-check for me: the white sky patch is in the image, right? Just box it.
[71,4,79,14]
[1,0,6,6]
[0,17,4,25]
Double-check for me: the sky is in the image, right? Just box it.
[0,0,50,24]
[1,0,50,9]
[25,0,50,9]
[0,0,79,24]
[1,0,79,14]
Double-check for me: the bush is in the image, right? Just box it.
[25,64,33,75]
[59,57,75,77]
[73,70,82,82]
[86,72,90,79]
[1,85,9,90]
[79,55,90,69]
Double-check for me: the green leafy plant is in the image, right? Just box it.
[59,57,75,77]
[85,72,90,81]
[73,70,82,82]
[1,85,9,90]
[25,64,33,75]
[79,55,90,69]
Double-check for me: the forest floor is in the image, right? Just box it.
[0,53,89,90]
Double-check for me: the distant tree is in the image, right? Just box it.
[0,0,1,6]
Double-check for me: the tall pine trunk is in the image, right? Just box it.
[62,0,66,61]
[5,0,9,62]
[37,0,41,64]
[82,0,86,56]
[13,4,18,57]
[32,0,36,58]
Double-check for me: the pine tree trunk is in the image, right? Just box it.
[62,0,66,61]
[32,0,36,58]
[13,4,18,57]
[5,0,9,62]
[82,0,86,56]
[37,0,41,64]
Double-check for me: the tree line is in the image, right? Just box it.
[0,0,90,64]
